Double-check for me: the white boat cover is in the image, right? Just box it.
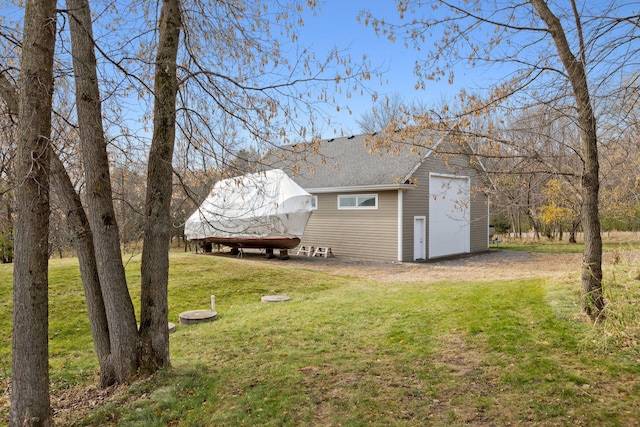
[184,169,313,241]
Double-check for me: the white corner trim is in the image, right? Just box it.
[397,189,403,262]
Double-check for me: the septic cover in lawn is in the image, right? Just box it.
[261,295,291,302]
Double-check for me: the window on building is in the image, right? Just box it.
[338,194,378,209]
[311,195,318,210]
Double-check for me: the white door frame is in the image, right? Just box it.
[428,173,471,258]
[413,216,426,261]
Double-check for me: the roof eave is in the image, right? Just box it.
[305,183,415,194]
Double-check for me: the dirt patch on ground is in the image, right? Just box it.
[228,249,585,283]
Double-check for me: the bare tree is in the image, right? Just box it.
[111,161,146,250]
[0,72,16,263]
[361,0,640,320]
[356,92,435,134]
[67,0,140,383]
[0,34,117,390]
[530,0,604,319]
[598,78,640,232]
[486,106,584,242]
[139,0,182,372]
[10,0,56,424]
[1,0,372,400]
[357,93,405,133]
[50,152,116,386]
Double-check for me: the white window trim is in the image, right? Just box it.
[311,195,318,210]
[337,193,378,210]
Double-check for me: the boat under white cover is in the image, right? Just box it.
[184,169,313,249]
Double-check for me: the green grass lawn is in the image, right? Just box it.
[494,232,640,254]
[1,251,639,426]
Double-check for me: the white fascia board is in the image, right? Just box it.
[306,184,414,194]
[397,189,403,262]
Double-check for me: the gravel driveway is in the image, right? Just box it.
[233,249,585,283]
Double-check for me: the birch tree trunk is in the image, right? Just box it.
[67,0,140,381]
[139,0,182,372]
[10,0,56,424]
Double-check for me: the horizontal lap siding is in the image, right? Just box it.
[469,182,490,252]
[402,149,489,261]
[402,176,429,262]
[300,191,398,261]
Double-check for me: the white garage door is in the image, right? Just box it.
[429,175,470,258]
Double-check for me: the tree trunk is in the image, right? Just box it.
[526,208,541,239]
[531,0,604,320]
[569,219,580,244]
[68,0,139,381]
[50,153,116,387]
[1,21,117,390]
[139,0,182,372]
[10,0,56,425]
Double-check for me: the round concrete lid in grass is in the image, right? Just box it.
[179,309,217,324]
[261,295,291,302]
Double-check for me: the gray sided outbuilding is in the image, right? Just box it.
[267,130,491,262]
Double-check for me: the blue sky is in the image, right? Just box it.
[295,1,480,136]
[0,0,484,141]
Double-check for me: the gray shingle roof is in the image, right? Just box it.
[265,131,447,190]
